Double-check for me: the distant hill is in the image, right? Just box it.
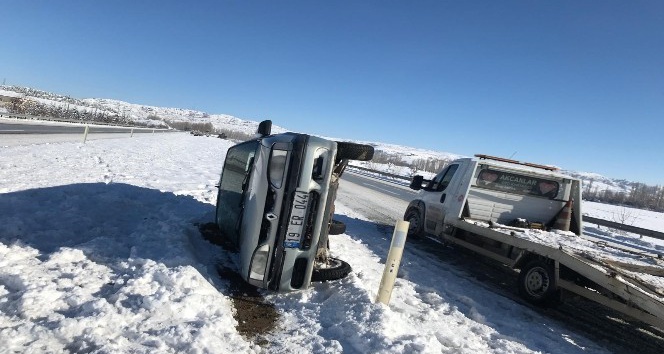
[0,85,287,134]
[0,85,636,197]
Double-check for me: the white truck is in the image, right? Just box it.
[404,154,664,329]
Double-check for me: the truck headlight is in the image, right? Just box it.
[269,149,288,188]
[249,244,270,282]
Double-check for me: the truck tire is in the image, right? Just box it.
[311,257,352,282]
[404,207,424,238]
[336,141,374,161]
[518,260,559,306]
[329,219,346,235]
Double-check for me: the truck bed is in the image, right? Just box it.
[446,218,664,328]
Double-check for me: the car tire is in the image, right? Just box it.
[336,141,374,161]
[518,259,559,306]
[329,219,346,235]
[404,207,424,238]
[311,257,352,282]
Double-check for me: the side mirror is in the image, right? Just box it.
[257,120,272,137]
[410,175,424,190]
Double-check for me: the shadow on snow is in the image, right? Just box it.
[0,183,216,264]
[0,183,278,342]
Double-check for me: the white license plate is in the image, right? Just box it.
[284,191,309,248]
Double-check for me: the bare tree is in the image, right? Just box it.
[612,206,637,226]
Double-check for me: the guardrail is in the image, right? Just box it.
[0,112,169,130]
[347,164,664,240]
[583,216,664,241]
[348,164,411,181]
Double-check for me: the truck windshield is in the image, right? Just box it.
[476,168,559,199]
[217,140,259,244]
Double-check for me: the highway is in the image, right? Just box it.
[341,169,417,203]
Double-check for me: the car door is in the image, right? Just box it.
[423,164,459,233]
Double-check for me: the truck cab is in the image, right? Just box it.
[406,154,583,239]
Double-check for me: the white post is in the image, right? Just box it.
[152,129,155,134]
[131,128,134,137]
[376,220,409,305]
[82,125,89,143]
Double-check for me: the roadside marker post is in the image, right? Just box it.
[376,220,409,305]
[131,128,134,137]
[82,125,89,143]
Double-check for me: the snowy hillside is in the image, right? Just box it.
[561,170,633,194]
[0,86,287,134]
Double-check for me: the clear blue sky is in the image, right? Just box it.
[2,1,663,184]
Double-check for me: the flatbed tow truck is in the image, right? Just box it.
[404,154,664,329]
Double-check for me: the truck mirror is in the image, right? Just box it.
[410,175,424,190]
[257,120,272,137]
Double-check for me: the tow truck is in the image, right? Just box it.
[404,154,664,329]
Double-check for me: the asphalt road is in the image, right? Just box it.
[0,122,154,134]
[341,170,417,203]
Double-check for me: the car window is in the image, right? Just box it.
[427,167,447,190]
[428,164,458,192]
[436,164,458,191]
[217,140,259,244]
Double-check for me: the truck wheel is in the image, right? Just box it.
[518,260,558,306]
[336,141,374,161]
[329,219,346,235]
[311,257,352,282]
[404,207,424,238]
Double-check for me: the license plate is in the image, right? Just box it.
[284,191,309,248]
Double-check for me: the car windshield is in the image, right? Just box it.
[217,140,259,244]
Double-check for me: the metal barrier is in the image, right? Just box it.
[348,164,411,181]
[0,112,169,130]
[584,216,664,241]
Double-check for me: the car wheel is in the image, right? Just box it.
[518,259,559,306]
[311,257,352,282]
[404,207,424,238]
[336,141,374,161]
[329,219,346,235]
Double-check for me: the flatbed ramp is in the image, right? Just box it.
[445,218,664,329]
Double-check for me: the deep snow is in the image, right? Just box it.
[1,133,663,353]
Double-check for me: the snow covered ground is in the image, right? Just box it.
[582,201,664,233]
[1,133,663,353]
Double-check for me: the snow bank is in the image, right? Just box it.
[0,133,631,353]
[0,134,255,352]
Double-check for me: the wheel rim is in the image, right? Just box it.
[317,258,342,270]
[524,266,550,298]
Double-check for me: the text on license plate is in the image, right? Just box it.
[284,191,309,248]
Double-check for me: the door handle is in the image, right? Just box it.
[440,194,446,203]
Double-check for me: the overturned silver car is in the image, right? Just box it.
[215,121,374,291]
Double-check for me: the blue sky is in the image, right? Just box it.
[1,1,663,184]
